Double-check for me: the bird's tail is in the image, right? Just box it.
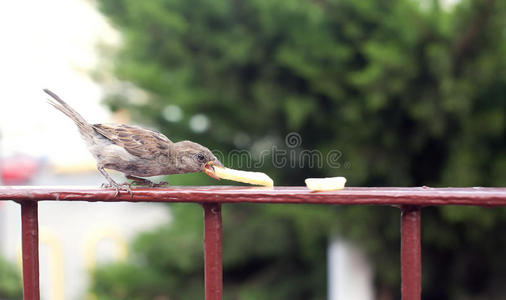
[43,89,95,140]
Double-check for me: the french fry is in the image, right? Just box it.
[305,177,346,191]
[212,165,274,187]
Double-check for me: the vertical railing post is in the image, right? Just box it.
[21,201,40,300]
[400,205,421,300]
[203,203,223,300]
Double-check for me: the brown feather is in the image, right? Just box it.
[44,89,95,140]
[92,124,173,160]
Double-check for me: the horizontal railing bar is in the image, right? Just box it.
[1,186,505,206]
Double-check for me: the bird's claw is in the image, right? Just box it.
[101,182,133,198]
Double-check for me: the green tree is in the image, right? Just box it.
[91,0,506,299]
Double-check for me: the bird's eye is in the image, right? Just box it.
[196,153,206,162]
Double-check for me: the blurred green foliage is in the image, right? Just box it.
[0,256,22,299]
[91,0,505,299]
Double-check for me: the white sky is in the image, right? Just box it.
[0,0,119,166]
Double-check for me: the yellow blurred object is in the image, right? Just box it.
[84,228,127,300]
[18,229,65,300]
[41,229,65,300]
[305,177,346,191]
[212,165,274,187]
[84,228,128,271]
[51,161,97,174]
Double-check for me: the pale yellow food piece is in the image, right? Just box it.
[213,166,274,187]
[305,177,346,191]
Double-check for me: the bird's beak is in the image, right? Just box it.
[204,161,223,180]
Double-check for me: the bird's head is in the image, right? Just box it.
[172,141,223,179]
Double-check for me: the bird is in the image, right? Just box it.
[43,89,223,195]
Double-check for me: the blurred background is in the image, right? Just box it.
[0,0,505,299]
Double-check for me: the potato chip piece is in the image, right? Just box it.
[212,165,274,187]
[305,177,346,191]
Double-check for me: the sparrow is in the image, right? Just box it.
[43,89,223,195]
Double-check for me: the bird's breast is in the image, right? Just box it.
[90,144,164,177]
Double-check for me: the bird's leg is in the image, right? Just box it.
[98,165,132,197]
[126,175,170,187]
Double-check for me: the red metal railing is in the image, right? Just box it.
[1,186,506,300]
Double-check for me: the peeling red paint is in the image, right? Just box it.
[1,186,505,206]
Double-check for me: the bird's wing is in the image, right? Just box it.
[92,124,173,159]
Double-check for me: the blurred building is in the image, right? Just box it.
[0,164,170,300]
[0,1,170,299]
